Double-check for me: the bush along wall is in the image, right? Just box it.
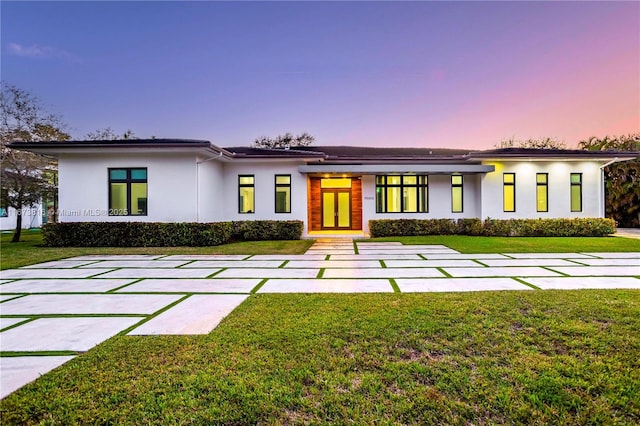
[369,218,616,238]
[42,220,304,247]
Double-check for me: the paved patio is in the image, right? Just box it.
[1,239,638,398]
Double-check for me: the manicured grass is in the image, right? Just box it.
[0,230,314,270]
[2,291,639,424]
[365,235,640,253]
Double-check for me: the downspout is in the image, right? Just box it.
[598,158,618,218]
[196,152,224,222]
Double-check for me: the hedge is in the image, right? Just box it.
[369,218,616,238]
[41,220,304,247]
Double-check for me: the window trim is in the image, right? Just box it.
[238,174,255,214]
[503,173,516,212]
[108,167,148,216]
[570,173,582,212]
[375,175,428,213]
[451,174,463,213]
[536,173,548,213]
[274,174,291,214]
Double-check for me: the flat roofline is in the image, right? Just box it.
[299,164,495,174]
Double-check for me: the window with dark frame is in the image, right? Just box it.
[451,174,463,213]
[503,173,515,212]
[238,175,255,214]
[375,175,428,213]
[108,168,147,216]
[536,173,548,212]
[570,173,582,212]
[275,174,291,213]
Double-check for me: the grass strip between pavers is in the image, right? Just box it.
[388,278,400,293]
[116,294,192,336]
[0,350,78,357]
[512,277,541,290]
[250,279,269,294]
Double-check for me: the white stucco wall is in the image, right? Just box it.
[362,174,481,234]
[196,157,225,222]
[480,161,602,219]
[58,153,199,222]
[220,160,309,228]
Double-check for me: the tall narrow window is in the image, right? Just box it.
[375,175,427,213]
[108,168,147,216]
[536,173,548,212]
[238,175,255,213]
[570,173,582,212]
[503,173,515,212]
[275,175,291,213]
[451,175,463,213]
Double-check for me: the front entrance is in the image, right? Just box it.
[308,176,362,232]
[322,189,351,229]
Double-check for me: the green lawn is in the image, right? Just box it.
[0,230,314,270]
[364,235,640,253]
[2,291,639,424]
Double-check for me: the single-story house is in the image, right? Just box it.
[9,140,638,237]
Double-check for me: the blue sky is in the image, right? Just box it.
[2,1,638,149]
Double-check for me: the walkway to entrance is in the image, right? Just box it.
[1,240,638,398]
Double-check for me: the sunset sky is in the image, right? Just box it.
[2,1,638,149]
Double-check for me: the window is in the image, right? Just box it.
[275,175,291,213]
[503,173,515,212]
[570,173,582,212]
[0,207,7,218]
[375,175,428,213]
[536,173,548,212]
[238,175,255,213]
[108,168,147,216]
[451,175,463,213]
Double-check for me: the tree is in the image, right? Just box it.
[253,132,315,149]
[86,127,137,140]
[495,137,566,149]
[0,82,70,242]
[579,133,640,227]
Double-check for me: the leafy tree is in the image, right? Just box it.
[253,132,315,149]
[86,127,137,140]
[0,82,70,242]
[579,133,640,227]
[496,137,566,149]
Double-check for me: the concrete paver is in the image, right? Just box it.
[478,259,582,267]
[0,317,142,351]
[118,278,260,293]
[523,277,640,290]
[384,259,480,268]
[22,260,97,269]
[330,254,422,260]
[285,260,382,268]
[444,267,562,277]
[0,294,182,315]
[570,258,639,266]
[215,268,320,278]
[1,356,75,399]
[584,252,640,258]
[161,255,248,260]
[259,279,394,293]
[183,260,284,268]
[0,279,136,294]
[396,278,533,292]
[248,254,328,260]
[98,268,218,279]
[502,253,596,259]
[67,255,164,260]
[547,266,640,276]
[129,295,248,335]
[82,260,191,268]
[0,269,113,279]
[323,267,444,278]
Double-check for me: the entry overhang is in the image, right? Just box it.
[298,164,495,174]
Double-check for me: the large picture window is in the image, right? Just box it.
[451,175,463,213]
[375,175,427,213]
[503,173,515,212]
[570,173,582,212]
[275,175,291,213]
[536,173,548,212]
[238,175,255,213]
[108,168,147,216]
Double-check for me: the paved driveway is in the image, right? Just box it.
[1,240,639,398]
